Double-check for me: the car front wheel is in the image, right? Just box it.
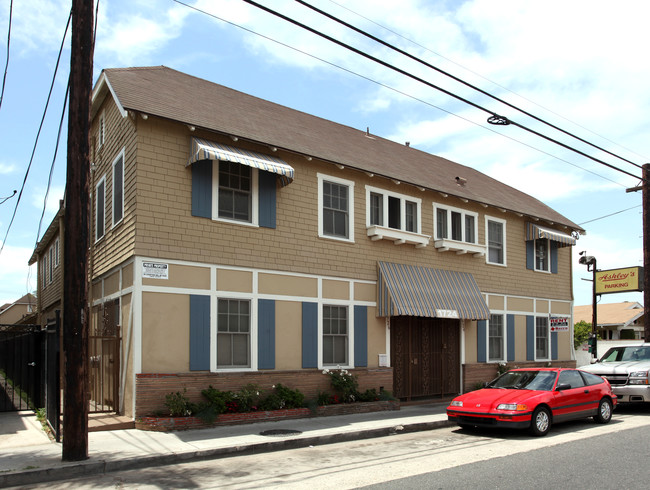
[529,406,551,437]
[593,398,613,424]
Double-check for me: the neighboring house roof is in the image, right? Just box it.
[0,293,37,317]
[92,66,583,233]
[29,201,64,265]
[574,302,644,328]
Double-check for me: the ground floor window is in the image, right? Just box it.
[217,298,250,368]
[536,316,549,359]
[489,314,504,361]
[323,305,348,365]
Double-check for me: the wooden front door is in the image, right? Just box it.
[391,316,460,400]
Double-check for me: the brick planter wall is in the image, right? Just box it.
[135,399,400,432]
[462,360,577,392]
[135,368,393,418]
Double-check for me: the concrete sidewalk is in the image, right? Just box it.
[0,402,452,487]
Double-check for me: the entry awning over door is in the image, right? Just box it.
[377,261,490,320]
[187,137,294,186]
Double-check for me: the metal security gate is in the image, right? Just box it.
[391,317,460,400]
[0,323,44,412]
[89,300,121,413]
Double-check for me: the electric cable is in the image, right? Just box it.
[324,0,650,163]
[0,0,12,111]
[172,0,628,188]
[173,0,627,188]
[0,7,72,256]
[578,205,642,226]
[242,0,641,182]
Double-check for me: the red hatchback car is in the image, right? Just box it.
[447,368,616,436]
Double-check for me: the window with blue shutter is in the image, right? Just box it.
[507,314,515,362]
[190,295,210,370]
[354,305,367,367]
[302,302,318,368]
[551,331,558,360]
[526,315,535,361]
[258,171,277,229]
[258,299,275,369]
[191,160,212,218]
[526,240,534,270]
[477,320,487,363]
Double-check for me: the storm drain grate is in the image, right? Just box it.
[259,429,302,437]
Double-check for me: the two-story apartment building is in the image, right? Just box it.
[88,66,583,419]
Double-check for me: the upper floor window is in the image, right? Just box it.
[366,186,428,247]
[41,256,47,289]
[218,161,253,222]
[323,305,348,365]
[112,151,124,226]
[486,216,506,265]
[318,173,354,242]
[54,237,60,267]
[435,205,477,244]
[98,112,105,150]
[535,238,550,272]
[95,176,106,242]
[48,246,54,284]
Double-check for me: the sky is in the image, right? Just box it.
[0,0,646,310]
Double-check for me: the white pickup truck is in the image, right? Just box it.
[579,343,650,403]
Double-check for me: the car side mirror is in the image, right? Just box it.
[556,383,571,391]
[590,358,598,364]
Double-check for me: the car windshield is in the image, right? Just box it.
[487,371,557,391]
[600,346,650,362]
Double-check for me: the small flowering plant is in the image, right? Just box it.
[497,362,508,376]
[322,367,359,403]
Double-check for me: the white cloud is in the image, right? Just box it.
[0,244,36,306]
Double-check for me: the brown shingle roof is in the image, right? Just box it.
[96,66,582,231]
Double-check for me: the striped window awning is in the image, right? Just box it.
[526,223,576,247]
[187,137,294,186]
[377,261,490,320]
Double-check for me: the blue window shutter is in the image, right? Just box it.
[258,171,276,229]
[507,314,515,362]
[550,241,559,274]
[526,240,534,270]
[258,299,275,369]
[302,302,318,368]
[191,160,212,218]
[551,331,558,360]
[190,295,210,371]
[354,305,368,367]
[526,315,535,361]
[477,320,487,363]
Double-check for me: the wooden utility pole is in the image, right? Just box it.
[62,0,94,462]
[625,163,649,341]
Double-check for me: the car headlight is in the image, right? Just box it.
[450,400,463,407]
[629,371,648,377]
[497,403,528,411]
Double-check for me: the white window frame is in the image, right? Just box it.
[485,216,507,266]
[488,313,505,362]
[98,111,105,150]
[534,238,551,273]
[48,246,54,284]
[95,176,106,242]
[365,185,429,248]
[433,203,483,256]
[211,161,259,227]
[318,173,355,243]
[112,149,125,227]
[215,297,252,370]
[322,304,350,366]
[41,256,47,289]
[535,315,550,361]
[54,237,60,267]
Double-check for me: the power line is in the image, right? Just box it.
[0,7,72,256]
[242,0,642,182]
[324,0,650,164]
[173,0,628,189]
[0,0,12,111]
[578,205,642,226]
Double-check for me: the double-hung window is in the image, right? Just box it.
[535,238,550,272]
[95,176,106,241]
[218,161,253,222]
[318,173,354,242]
[366,186,427,247]
[323,305,348,365]
[535,316,549,360]
[486,216,506,265]
[217,299,251,368]
[488,314,504,362]
[112,151,124,226]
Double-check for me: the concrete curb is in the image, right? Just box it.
[0,419,455,487]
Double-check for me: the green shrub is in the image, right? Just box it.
[164,388,192,416]
[259,383,305,410]
[323,368,359,403]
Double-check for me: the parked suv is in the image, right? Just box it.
[579,343,650,403]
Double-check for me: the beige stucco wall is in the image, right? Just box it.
[217,269,252,293]
[120,293,134,417]
[141,292,190,372]
[322,279,349,300]
[142,263,210,289]
[367,307,385,368]
[464,320,478,364]
[514,315,528,360]
[259,273,318,297]
[275,300,302,370]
